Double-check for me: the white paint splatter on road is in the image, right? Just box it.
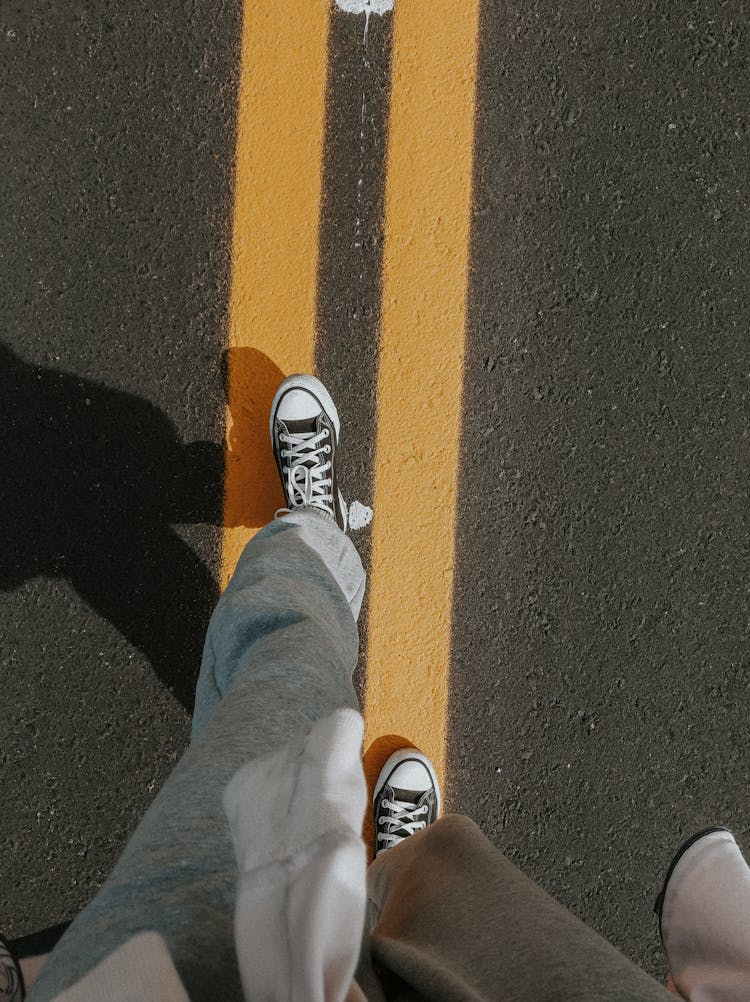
[335,0,395,43]
[335,0,395,14]
[348,500,374,530]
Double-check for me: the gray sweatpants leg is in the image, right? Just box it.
[356,814,673,1001]
[27,512,364,1002]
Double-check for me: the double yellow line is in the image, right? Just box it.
[223,0,480,792]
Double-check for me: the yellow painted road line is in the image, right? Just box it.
[364,1,481,790]
[221,1,331,589]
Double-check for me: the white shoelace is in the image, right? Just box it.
[275,427,334,518]
[377,799,429,849]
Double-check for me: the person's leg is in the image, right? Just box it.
[357,750,673,1002]
[27,510,364,1002]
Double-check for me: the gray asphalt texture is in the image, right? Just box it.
[1,0,238,937]
[451,0,750,976]
[2,0,749,986]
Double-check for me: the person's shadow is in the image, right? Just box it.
[0,339,225,707]
[0,340,285,709]
[0,340,290,709]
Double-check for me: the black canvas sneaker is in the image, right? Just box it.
[373,749,441,858]
[0,932,24,1001]
[269,374,348,532]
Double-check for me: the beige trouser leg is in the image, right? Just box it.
[356,814,673,1002]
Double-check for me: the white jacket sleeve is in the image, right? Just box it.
[222,708,369,1002]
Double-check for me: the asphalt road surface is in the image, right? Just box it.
[2,0,749,984]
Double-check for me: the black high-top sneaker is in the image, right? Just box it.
[269,374,348,532]
[373,749,441,858]
[0,932,24,1001]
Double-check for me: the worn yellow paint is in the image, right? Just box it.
[220,1,330,589]
[364,1,481,790]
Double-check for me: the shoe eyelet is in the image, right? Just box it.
[324,444,331,454]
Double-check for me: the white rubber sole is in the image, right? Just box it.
[269,373,341,443]
[373,748,442,817]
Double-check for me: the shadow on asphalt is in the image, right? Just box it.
[0,339,223,710]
